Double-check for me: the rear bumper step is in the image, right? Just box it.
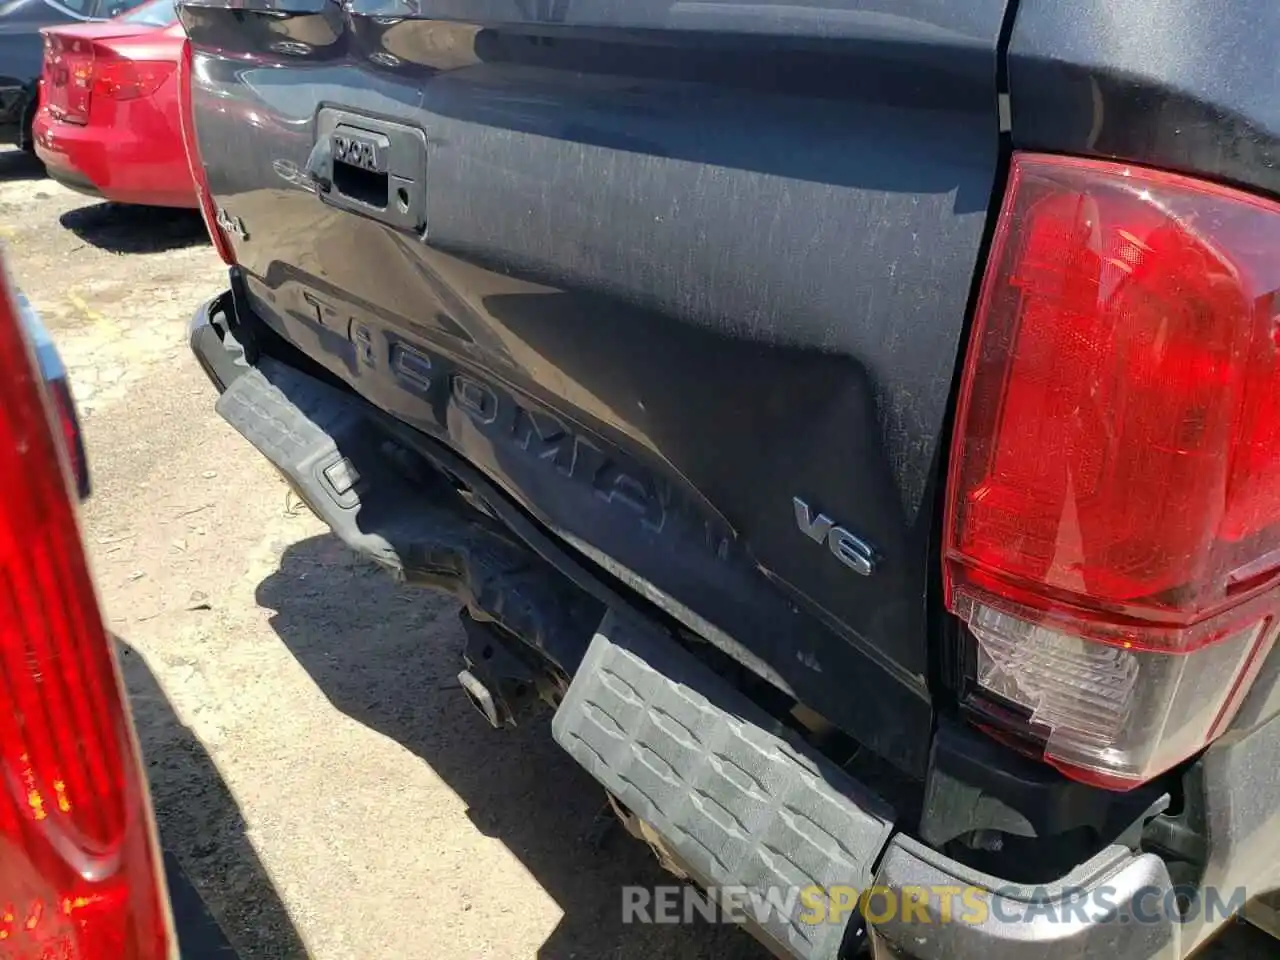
[553,610,895,960]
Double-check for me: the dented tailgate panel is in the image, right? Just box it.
[178,0,1009,774]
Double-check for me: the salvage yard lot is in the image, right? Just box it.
[0,145,763,960]
[0,145,1271,960]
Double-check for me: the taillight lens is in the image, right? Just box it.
[42,34,95,125]
[177,38,234,265]
[946,152,1280,790]
[0,267,173,956]
[93,60,175,101]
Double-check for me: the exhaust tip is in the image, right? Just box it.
[458,669,502,728]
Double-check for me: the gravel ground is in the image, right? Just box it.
[0,145,1272,960]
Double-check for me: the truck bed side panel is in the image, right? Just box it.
[1008,0,1280,197]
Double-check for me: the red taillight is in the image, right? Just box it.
[177,38,234,265]
[42,34,95,125]
[93,59,175,101]
[39,39,172,122]
[946,153,1280,790]
[0,269,173,956]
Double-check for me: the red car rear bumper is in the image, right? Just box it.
[33,107,197,209]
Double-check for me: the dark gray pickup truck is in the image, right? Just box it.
[175,1,1280,957]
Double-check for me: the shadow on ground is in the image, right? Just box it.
[59,203,208,254]
[0,149,45,182]
[255,533,767,960]
[117,635,310,960]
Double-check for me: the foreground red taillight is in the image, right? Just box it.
[177,38,234,265]
[0,268,173,956]
[946,153,1280,790]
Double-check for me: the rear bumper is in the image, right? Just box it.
[187,291,1183,960]
[32,109,196,208]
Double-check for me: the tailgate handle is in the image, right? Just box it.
[307,109,427,233]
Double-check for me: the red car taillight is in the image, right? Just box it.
[42,35,95,125]
[177,38,234,265]
[0,270,173,956]
[946,152,1280,790]
[40,35,172,123]
[93,59,175,101]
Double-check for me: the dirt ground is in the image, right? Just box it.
[0,145,1271,960]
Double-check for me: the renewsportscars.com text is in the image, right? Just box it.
[621,883,1247,927]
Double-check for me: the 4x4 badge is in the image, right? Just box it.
[214,206,247,241]
[793,497,876,576]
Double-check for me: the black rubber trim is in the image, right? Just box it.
[166,852,240,959]
[42,162,103,198]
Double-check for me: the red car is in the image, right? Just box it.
[33,0,193,208]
